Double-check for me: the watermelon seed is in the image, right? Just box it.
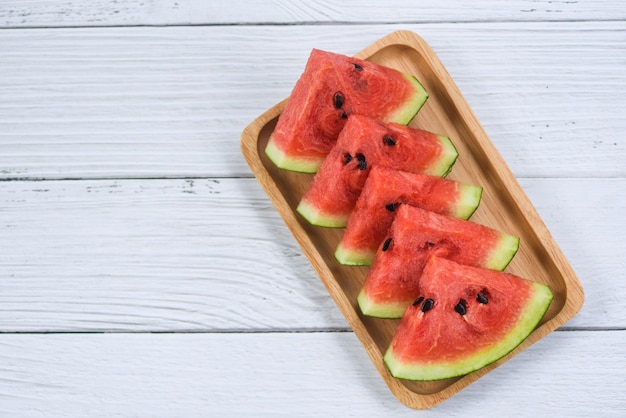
[421,298,435,313]
[343,153,352,164]
[355,153,367,170]
[352,62,363,71]
[477,291,489,304]
[333,92,344,109]
[340,111,349,119]
[385,203,399,212]
[382,237,392,252]
[454,299,467,315]
[412,296,424,306]
[383,135,397,146]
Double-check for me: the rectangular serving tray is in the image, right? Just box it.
[240,30,584,409]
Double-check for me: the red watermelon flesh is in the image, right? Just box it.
[358,204,520,318]
[296,115,458,228]
[265,49,429,173]
[384,256,553,381]
[335,166,483,266]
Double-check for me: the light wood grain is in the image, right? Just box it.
[1,22,624,180]
[0,0,623,28]
[0,331,624,416]
[1,177,621,332]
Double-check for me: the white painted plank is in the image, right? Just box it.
[0,331,623,416]
[0,0,623,28]
[1,22,624,179]
[520,178,626,330]
[0,177,623,332]
[0,178,346,332]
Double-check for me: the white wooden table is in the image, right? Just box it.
[1,1,625,416]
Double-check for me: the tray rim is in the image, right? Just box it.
[240,30,584,409]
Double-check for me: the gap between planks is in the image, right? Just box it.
[0,326,621,335]
[2,17,626,31]
[2,175,626,182]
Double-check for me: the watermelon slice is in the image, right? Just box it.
[335,166,483,265]
[296,115,458,228]
[384,256,553,381]
[265,49,429,173]
[358,204,519,318]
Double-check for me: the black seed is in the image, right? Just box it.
[383,134,397,146]
[382,237,392,252]
[477,292,489,304]
[421,298,434,313]
[353,62,363,71]
[454,299,467,315]
[356,153,367,171]
[426,241,435,248]
[333,92,344,109]
[385,203,398,212]
[412,296,424,306]
[340,111,349,119]
[343,153,352,164]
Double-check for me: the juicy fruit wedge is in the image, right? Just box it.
[265,49,429,173]
[384,256,553,381]
[358,204,519,319]
[296,115,459,228]
[335,166,482,265]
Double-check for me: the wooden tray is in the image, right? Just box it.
[240,30,584,409]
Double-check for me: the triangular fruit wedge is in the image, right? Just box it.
[335,166,482,265]
[265,49,429,173]
[384,256,553,381]
[297,115,458,228]
[358,204,519,318]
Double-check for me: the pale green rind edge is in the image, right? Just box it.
[264,136,322,173]
[335,243,375,266]
[296,198,348,228]
[385,75,429,125]
[357,289,407,319]
[383,282,554,381]
[427,135,459,178]
[486,233,521,271]
[452,184,483,220]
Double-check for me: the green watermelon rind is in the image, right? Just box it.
[296,198,348,228]
[335,243,375,266]
[265,137,322,174]
[453,184,483,220]
[383,281,554,381]
[385,75,429,125]
[428,135,458,177]
[486,233,520,271]
[357,288,409,319]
